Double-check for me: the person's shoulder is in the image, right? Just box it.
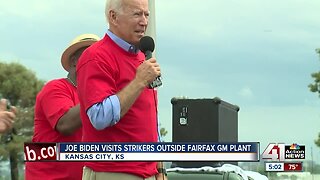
[36,78,68,100]
[42,78,68,90]
[79,36,116,66]
[78,38,105,63]
[86,35,114,56]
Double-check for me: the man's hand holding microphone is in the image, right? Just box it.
[136,57,161,88]
[137,36,162,89]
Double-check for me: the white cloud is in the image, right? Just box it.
[0,1,104,19]
[239,105,320,161]
[0,1,51,18]
[156,0,320,45]
[238,87,254,99]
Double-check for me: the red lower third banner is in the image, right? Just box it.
[24,143,57,161]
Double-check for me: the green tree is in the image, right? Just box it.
[160,127,168,138]
[290,175,298,180]
[309,49,320,96]
[315,133,320,148]
[309,49,320,148]
[0,61,44,180]
[314,164,320,174]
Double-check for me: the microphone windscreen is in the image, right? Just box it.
[139,36,155,53]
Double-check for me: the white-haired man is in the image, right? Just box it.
[77,0,167,179]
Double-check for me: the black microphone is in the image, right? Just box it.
[139,36,162,88]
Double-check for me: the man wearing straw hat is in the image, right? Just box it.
[25,34,100,180]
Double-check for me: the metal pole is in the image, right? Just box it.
[146,0,157,57]
[311,146,314,180]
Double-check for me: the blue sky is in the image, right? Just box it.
[1,0,320,162]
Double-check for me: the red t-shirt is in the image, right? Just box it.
[25,78,83,180]
[76,34,158,178]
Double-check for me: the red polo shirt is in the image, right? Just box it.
[77,34,158,178]
[25,79,83,180]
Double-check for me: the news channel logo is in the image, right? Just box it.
[262,143,305,161]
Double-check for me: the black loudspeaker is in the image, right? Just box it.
[171,97,239,168]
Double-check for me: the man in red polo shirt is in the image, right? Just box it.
[25,34,99,180]
[77,0,166,179]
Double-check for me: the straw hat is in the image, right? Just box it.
[61,34,100,71]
